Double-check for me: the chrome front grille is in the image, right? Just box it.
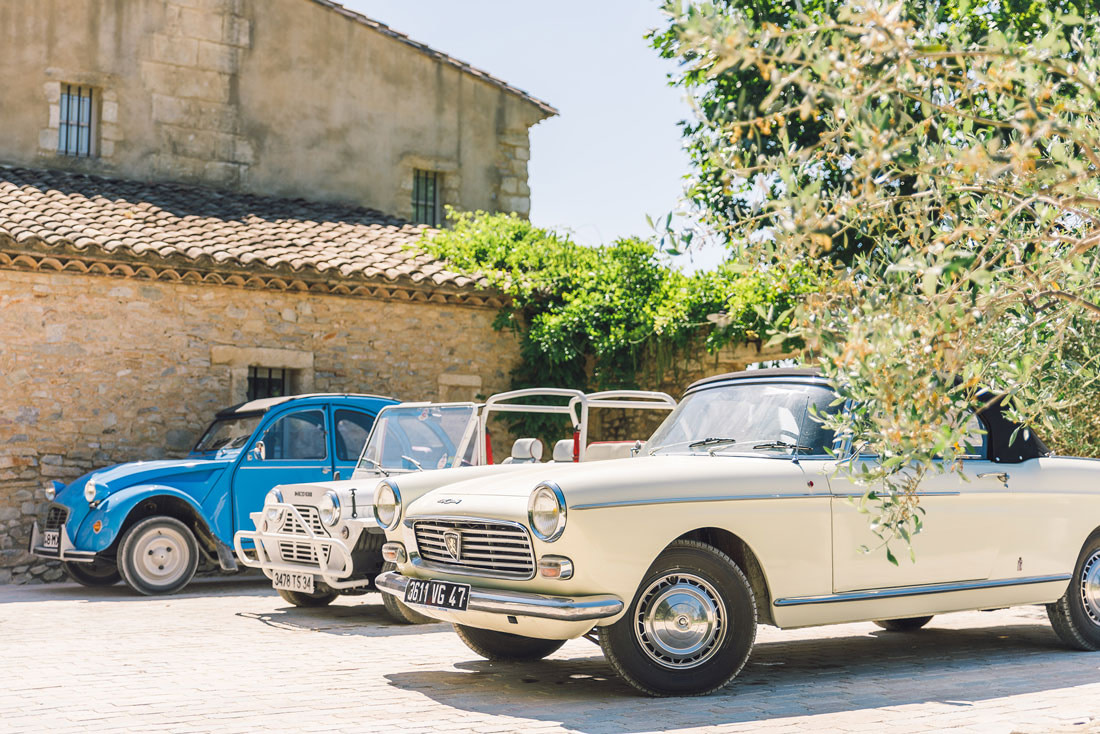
[275,505,329,564]
[413,519,535,579]
[45,506,68,532]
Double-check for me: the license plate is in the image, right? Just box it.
[42,530,59,549]
[404,578,470,611]
[272,571,314,594]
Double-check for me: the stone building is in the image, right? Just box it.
[0,0,556,582]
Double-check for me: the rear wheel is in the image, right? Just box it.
[63,559,121,587]
[455,624,566,661]
[598,540,757,697]
[873,616,933,632]
[380,562,433,624]
[276,587,338,607]
[117,517,199,596]
[1047,533,1100,651]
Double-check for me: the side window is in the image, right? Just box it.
[959,413,988,459]
[260,410,327,461]
[335,409,375,462]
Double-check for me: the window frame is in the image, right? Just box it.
[58,84,96,158]
[412,169,442,226]
[257,408,329,462]
[333,409,377,463]
[247,366,292,401]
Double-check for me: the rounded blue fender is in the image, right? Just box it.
[75,484,216,553]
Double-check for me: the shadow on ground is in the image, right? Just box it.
[383,620,1100,733]
[236,597,449,638]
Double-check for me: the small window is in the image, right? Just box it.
[247,367,291,401]
[260,410,327,461]
[958,413,988,459]
[59,84,96,157]
[334,409,376,462]
[412,169,441,226]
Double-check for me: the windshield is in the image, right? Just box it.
[647,382,838,456]
[192,414,263,454]
[356,404,477,473]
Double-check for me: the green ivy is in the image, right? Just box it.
[420,209,820,441]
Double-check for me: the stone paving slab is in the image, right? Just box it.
[2,577,1100,733]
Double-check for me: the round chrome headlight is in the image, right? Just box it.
[528,482,566,541]
[373,481,400,530]
[319,490,341,527]
[264,489,283,522]
[84,482,100,504]
[44,483,57,501]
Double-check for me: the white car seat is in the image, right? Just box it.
[502,437,543,464]
[551,439,574,462]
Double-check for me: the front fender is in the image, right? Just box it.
[74,485,212,552]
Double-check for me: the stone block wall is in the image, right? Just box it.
[0,268,520,583]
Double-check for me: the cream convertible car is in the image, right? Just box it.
[376,368,1100,696]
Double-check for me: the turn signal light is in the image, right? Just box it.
[538,555,574,580]
[92,521,102,534]
[382,542,407,564]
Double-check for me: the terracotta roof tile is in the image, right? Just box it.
[0,166,483,292]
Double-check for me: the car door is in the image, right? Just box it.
[829,414,1009,592]
[232,407,333,531]
[331,407,378,481]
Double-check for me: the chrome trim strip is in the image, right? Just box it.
[375,570,623,622]
[409,554,535,581]
[773,574,1072,607]
[572,492,825,511]
[831,491,962,498]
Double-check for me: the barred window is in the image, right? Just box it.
[247,366,291,401]
[412,169,441,226]
[58,84,95,157]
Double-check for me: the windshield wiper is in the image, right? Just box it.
[358,456,390,477]
[401,455,424,471]
[688,437,739,449]
[751,440,813,452]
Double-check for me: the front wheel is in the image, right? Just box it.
[380,562,434,624]
[63,559,121,587]
[873,616,933,632]
[1047,533,1100,651]
[277,587,338,607]
[455,624,566,661]
[599,540,757,697]
[117,516,199,595]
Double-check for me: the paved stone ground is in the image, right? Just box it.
[2,576,1100,733]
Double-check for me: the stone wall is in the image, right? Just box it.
[0,268,520,583]
[0,0,552,217]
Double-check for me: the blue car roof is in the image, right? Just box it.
[215,393,396,418]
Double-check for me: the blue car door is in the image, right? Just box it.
[232,406,334,531]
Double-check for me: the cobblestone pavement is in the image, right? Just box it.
[3,576,1100,733]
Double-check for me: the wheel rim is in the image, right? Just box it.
[131,526,190,587]
[1080,550,1100,626]
[634,572,726,669]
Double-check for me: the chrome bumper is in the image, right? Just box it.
[233,504,373,590]
[27,520,97,563]
[375,571,624,622]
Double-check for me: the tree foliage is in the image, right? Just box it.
[421,210,819,441]
[661,1,1100,560]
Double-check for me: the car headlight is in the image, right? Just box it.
[528,482,566,541]
[373,480,400,530]
[319,490,341,527]
[264,489,283,522]
[44,483,57,501]
[84,481,100,504]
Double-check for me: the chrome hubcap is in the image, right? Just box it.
[132,527,189,586]
[635,572,725,669]
[1081,550,1100,626]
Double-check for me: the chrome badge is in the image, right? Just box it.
[436,498,462,505]
[444,530,462,561]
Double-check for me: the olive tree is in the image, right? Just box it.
[664,1,1100,560]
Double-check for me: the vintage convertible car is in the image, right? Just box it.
[233,388,675,622]
[375,368,1100,696]
[29,393,395,594]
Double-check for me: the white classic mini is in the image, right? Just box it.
[376,368,1100,696]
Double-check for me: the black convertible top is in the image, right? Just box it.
[685,368,1049,464]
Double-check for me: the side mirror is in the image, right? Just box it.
[249,441,266,461]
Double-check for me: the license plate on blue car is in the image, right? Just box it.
[404,578,470,611]
[42,530,59,549]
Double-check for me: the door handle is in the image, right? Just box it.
[321,467,331,475]
[977,471,1009,486]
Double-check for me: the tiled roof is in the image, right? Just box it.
[308,0,558,118]
[0,166,483,292]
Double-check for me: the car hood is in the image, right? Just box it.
[408,454,813,514]
[77,459,230,499]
